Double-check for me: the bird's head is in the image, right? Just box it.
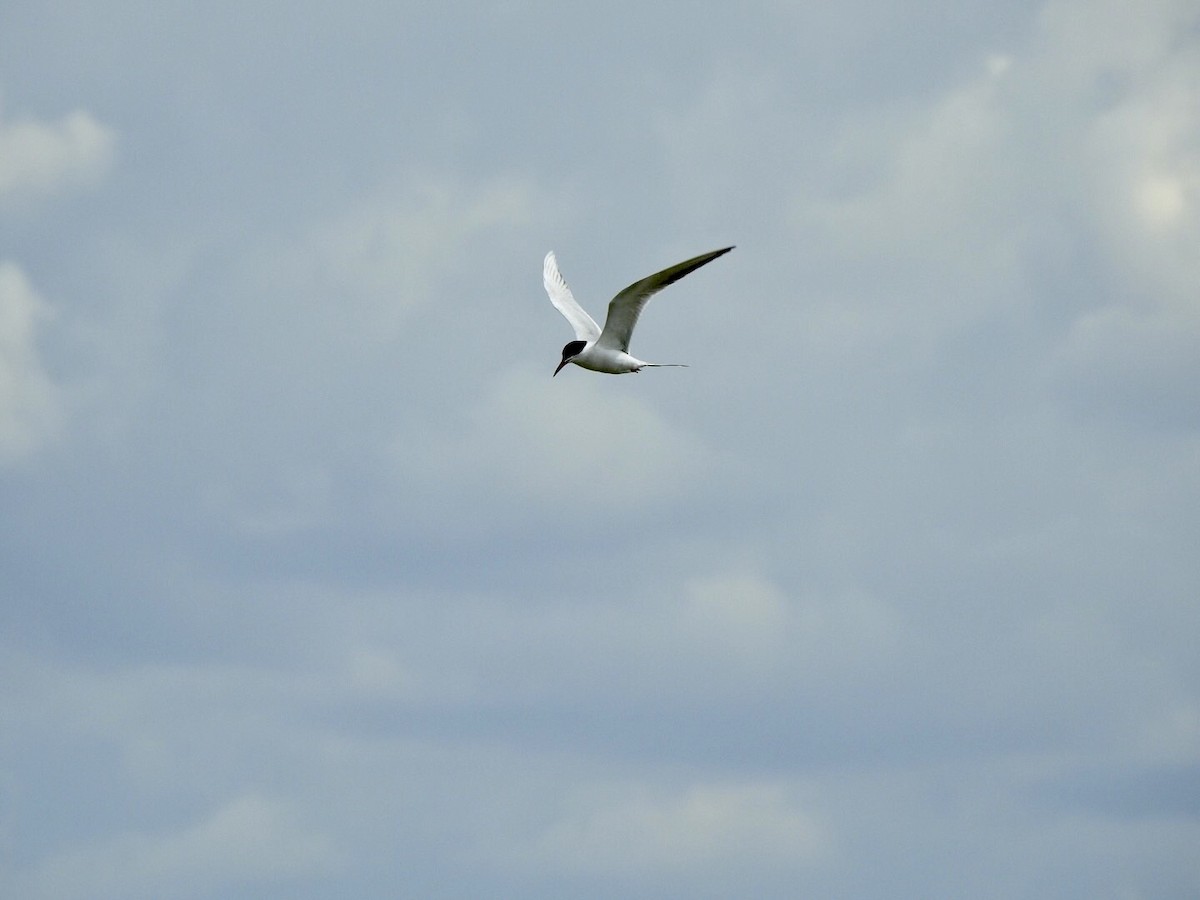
[554,339,587,376]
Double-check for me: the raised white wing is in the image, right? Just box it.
[596,246,734,353]
[544,251,601,342]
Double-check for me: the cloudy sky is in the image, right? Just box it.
[2,1,1199,897]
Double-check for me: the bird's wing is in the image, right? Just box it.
[544,251,601,342]
[596,246,734,353]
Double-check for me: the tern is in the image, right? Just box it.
[544,246,734,376]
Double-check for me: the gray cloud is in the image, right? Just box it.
[0,262,62,462]
[1,0,1197,897]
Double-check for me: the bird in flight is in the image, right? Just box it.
[544,246,734,376]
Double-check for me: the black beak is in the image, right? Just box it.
[553,358,570,377]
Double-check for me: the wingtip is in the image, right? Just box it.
[702,245,735,264]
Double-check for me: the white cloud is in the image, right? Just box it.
[0,261,62,462]
[390,366,714,526]
[525,781,828,876]
[678,574,902,684]
[19,795,339,900]
[340,568,901,714]
[783,0,1200,428]
[682,572,791,661]
[1046,0,1200,426]
[1078,30,1200,298]
[1033,0,1195,88]
[268,173,549,342]
[798,50,1023,329]
[0,104,116,203]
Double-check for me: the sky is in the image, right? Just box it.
[1,0,1198,897]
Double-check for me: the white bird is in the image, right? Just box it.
[544,246,734,376]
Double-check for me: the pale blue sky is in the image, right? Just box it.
[2,1,1199,897]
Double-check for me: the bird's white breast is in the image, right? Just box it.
[572,344,644,374]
